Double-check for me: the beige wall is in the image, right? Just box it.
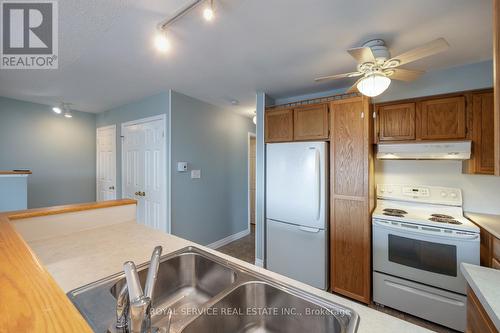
[375,160,500,214]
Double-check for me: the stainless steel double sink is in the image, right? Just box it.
[68,246,358,333]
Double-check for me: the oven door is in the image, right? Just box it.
[373,219,479,294]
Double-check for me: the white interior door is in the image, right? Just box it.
[96,125,116,201]
[122,116,166,231]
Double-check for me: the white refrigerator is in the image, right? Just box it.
[266,142,328,290]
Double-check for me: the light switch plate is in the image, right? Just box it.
[191,170,201,179]
[177,162,188,172]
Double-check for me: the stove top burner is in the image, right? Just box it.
[428,217,462,225]
[383,208,408,215]
[430,214,455,219]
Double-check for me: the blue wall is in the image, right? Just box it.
[0,97,96,208]
[97,91,255,245]
[170,91,255,245]
[273,60,493,105]
[96,92,170,196]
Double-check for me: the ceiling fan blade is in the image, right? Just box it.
[388,38,449,67]
[314,72,363,82]
[347,47,376,64]
[346,78,363,93]
[389,68,425,81]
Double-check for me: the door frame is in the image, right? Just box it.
[96,124,117,201]
[121,114,170,233]
[247,132,256,231]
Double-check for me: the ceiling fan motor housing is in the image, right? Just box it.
[362,39,390,63]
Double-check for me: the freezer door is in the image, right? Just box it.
[266,142,327,229]
[266,219,327,290]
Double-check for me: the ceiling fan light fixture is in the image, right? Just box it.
[356,73,391,97]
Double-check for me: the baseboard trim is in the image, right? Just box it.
[207,227,250,249]
[254,258,264,267]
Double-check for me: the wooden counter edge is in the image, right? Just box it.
[6,198,137,220]
[0,170,32,174]
[0,199,137,332]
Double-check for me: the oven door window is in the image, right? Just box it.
[388,235,457,276]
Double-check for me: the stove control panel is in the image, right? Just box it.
[402,186,430,198]
[377,184,462,206]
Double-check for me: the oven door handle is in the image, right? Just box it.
[373,220,480,240]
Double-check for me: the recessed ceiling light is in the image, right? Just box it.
[154,30,171,53]
[64,112,72,118]
[230,99,239,105]
[52,106,62,114]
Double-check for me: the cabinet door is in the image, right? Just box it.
[467,287,497,333]
[417,96,466,140]
[377,103,416,142]
[265,108,293,142]
[472,92,495,174]
[293,104,329,141]
[330,97,372,304]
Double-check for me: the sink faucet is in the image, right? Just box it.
[115,246,163,333]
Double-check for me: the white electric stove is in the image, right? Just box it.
[372,184,480,332]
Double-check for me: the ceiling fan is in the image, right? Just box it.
[315,38,450,97]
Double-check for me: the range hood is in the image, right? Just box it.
[376,141,472,160]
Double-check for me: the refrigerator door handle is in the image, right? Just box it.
[299,226,320,233]
[313,148,321,221]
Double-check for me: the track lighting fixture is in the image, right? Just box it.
[52,102,72,118]
[154,29,171,53]
[203,0,215,21]
[156,0,217,52]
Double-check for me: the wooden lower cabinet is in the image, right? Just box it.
[467,287,498,333]
[329,97,374,304]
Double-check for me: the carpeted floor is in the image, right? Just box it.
[217,224,255,264]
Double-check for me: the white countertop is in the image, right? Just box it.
[27,221,431,333]
[465,212,500,239]
[461,263,500,331]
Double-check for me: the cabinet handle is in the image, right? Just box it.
[109,186,115,190]
[134,191,140,196]
[361,112,365,119]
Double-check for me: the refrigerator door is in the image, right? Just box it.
[266,142,327,229]
[266,219,327,290]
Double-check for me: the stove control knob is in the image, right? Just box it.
[450,192,457,199]
[440,191,448,198]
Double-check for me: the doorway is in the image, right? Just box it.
[96,125,117,201]
[248,133,256,228]
[121,115,168,232]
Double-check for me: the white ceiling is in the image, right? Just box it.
[0,0,493,115]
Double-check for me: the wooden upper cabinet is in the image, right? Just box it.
[293,104,329,141]
[265,108,293,142]
[471,92,495,174]
[377,103,416,141]
[417,96,466,140]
